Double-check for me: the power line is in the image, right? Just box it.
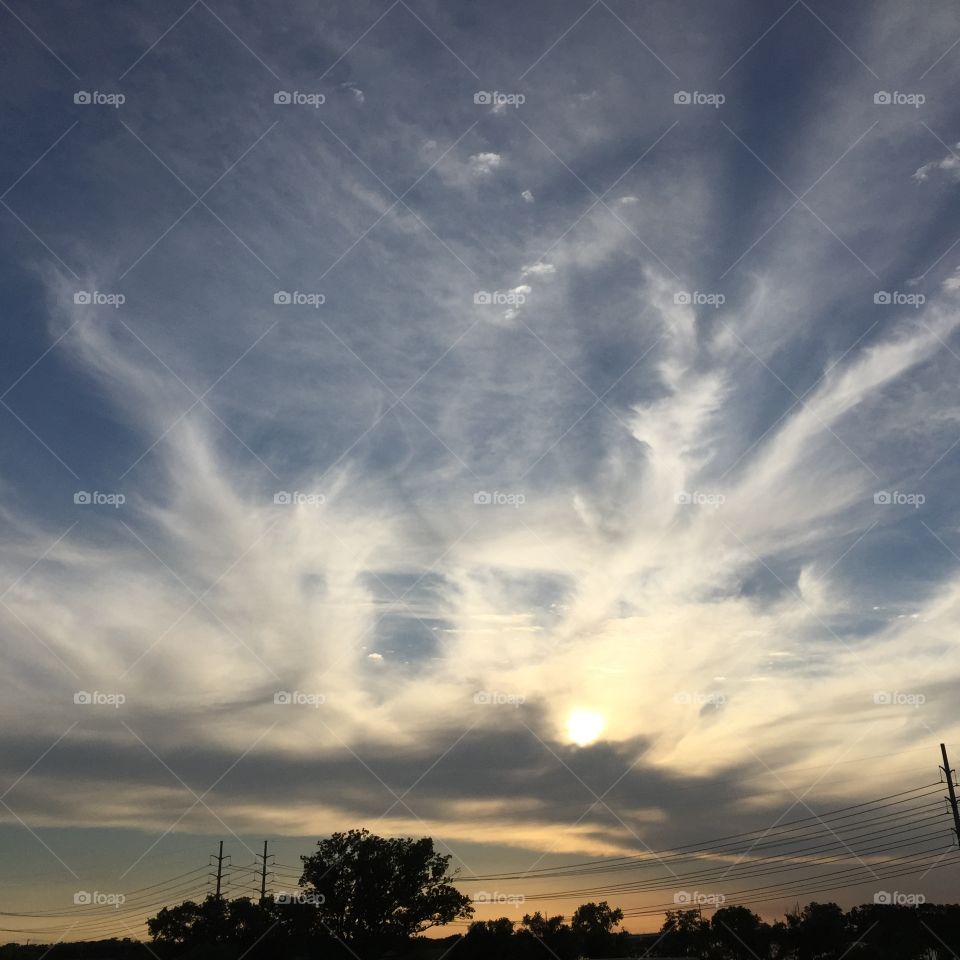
[615,846,956,918]
[519,797,946,883]
[448,847,955,927]
[507,828,952,901]
[467,782,944,881]
[0,871,213,918]
[456,760,959,928]
[0,883,211,938]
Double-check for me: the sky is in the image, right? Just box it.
[2,0,960,940]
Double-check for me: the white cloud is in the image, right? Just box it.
[7,5,960,906]
[468,152,503,176]
[914,144,960,182]
[521,262,555,277]
[340,81,365,103]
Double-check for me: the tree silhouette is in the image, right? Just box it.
[8,895,959,960]
[520,911,567,938]
[709,905,768,959]
[659,908,710,957]
[299,828,473,949]
[461,918,519,959]
[785,901,848,959]
[571,900,624,935]
[147,895,228,947]
[570,901,625,957]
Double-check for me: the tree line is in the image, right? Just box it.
[0,830,957,959]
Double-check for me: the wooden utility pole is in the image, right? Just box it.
[940,744,960,847]
[212,841,227,898]
[257,840,274,903]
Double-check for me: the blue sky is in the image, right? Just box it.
[3,0,960,937]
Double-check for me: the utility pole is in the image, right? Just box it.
[940,744,960,847]
[211,841,229,899]
[257,840,274,904]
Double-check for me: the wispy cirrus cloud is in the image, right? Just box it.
[2,0,960,926]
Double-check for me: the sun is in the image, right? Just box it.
[565,709,605,746]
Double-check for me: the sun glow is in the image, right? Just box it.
[565,709,605,746]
